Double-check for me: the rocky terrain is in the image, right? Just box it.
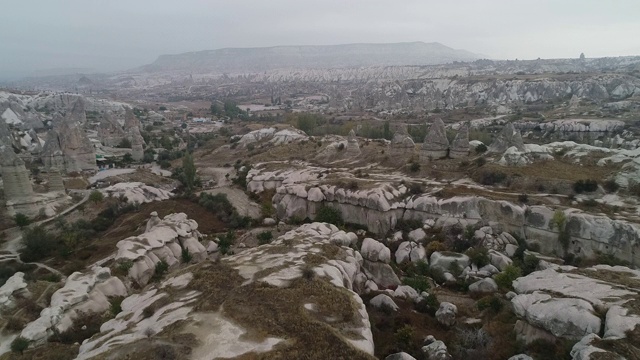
[1,49,640,360]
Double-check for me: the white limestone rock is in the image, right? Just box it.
[395,241,427,264]
[511,292,601,339]
[435,302,457,327]
[20,267,126,345]
[429,251,470,274]
[102,182,172,204]
[0,272,29,310]
[385,352,417,360]
[422,340,451,360]
[488,249,513,271]
[393,285,420,302]
[370,294,399,312]
[360,238,391,264]
[408,228,426,242]
[469,278,498,294]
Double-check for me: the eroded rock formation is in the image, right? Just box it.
[421,118,449,160]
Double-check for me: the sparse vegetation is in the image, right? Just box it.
[14,213,31,228]
[315,205,344,226]
[89,190,104,203]
[494,264,522,290]
[257,230,274,245]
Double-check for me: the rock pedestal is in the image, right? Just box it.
[488,123,525,154]
[345,129,361,157]
[391,125,415,157]
[421,118,449,160]
[449,122,470,158]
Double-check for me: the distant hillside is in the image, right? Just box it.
[140,42,482,73]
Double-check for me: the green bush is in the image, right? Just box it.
[89,190,104,203]
[476,295,503,313]
[415,293,440,315]
[109,297,124,316]
[218,230,236,255]
[257,231,274,245]
[181,248,192,263]
[315,206,344,226]
[573,179,598,193]
[199,193,251,229]
[394,324,415,350]
[14,213,31,228]
[402,276,430,293]
[475,143,488,154]
[603,179,620,193]
[408,162,421,173]
[20,225,58,262]
[152,260,169,281]
[465,247,490,267]
[10,336,29,353]
[494,265,522,290]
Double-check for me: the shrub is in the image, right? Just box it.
[14,213,31,228]
[518,193,529,204]
[50,311,103,344]
[415,293,440,315]
[603,179,620,193]
[475,143,488,154]
[408,162,421,173]
[415,260,430,276]
[573,179,598,193]
[494,265,522,290]
[89,190,104,203]
[426,241,446,258]
[402,276,430,293]
[181,248,192,263]
[474,157,487,167]
[20,225,58,262]
[465,247,490,267]
[109,297,124,316]
[409,182,424,195]
[395,218,423,232]
[10,337,29,353]
[142,306,155,318]
[218,230,235,255]
[152,260,169,281]
[257,231,273,245]
[394,324,415,350]
[199,193,251,229]
[477,170,507,185]
[476,295,503,313]
[315,206,344,226]
[302,265,316,281]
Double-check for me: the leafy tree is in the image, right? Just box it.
[494,264,522,290]
[182,152,197,193]
[20,225,58,262]
[383,121,391,140]
[122,153,133,163]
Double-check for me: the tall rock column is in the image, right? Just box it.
[449,122,470,158]
[421,118,449,160]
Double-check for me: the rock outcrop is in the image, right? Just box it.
[0,272,29,310]
[449,122,469,158]
[101,182,172,204]
[97,112,126,147]
[488,122,525,154]
[346,129,361,157]
[43,101,96,173]
[391,125,415,156]
[421,118,449,160]
[115,213,205,286]
[20,266,127,345]
[124,108,145,161]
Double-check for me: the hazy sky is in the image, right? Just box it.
[1,0,639,78]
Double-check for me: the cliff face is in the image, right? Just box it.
[247,168,640,267]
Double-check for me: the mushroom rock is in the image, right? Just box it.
[449,122,470,159]
[421,118,449,160]
[488,123,525,154]
[345,129,361,157]
[98,113,126,147]
[0,121,35,202]
[391,124,415,156]
[124,108,145,161]
[48,102,96,173]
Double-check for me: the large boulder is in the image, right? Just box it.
[0,272,29,310]
[370,294,399,312]
[429,251,470,274]
[469,278,498,294]
[449,122,470,158]
[511,292,601,339]
[363,260,401,289]
[395,241,427,264]
[361,238,391,263]
[386,353,417,360]
[435,302,457,327]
